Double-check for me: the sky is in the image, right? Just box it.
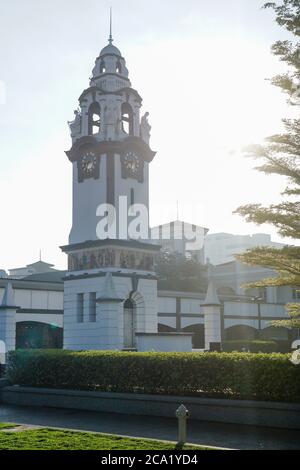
[0,0,297,271]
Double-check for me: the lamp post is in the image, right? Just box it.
[251,296,264,334]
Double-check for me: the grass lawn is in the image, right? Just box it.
[0,425,207,450]
[0,423,19,430]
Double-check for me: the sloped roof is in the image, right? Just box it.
[23,271,67,283]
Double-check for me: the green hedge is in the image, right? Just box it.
[6,350,300,402]
[222,340,277,353]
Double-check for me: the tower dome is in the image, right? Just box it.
[100,43,122,57]
[90,39,130,90]
[90,11,129,87]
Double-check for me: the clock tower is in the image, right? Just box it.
[61,28,163,351]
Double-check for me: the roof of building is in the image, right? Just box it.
[26,261,55,268]
[22,271,66,283]
[9,260,56,274]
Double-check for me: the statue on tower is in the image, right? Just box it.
[68,109,82,140]
[140,112,151,144]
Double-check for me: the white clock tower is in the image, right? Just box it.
[61,26,163,351]
[61,23,192,352]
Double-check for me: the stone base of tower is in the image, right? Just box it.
[61,240,193,352]
[63,270,158,351]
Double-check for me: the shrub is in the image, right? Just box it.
[0,364,5,378]
[222,340,277,353]
[275,340,293,353]
[6,349,300,402]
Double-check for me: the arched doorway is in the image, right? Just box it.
[123,299,136,349]
[16,322,63,349]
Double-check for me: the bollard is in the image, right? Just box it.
[175,404,189,446]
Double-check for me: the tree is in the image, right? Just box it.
[155,250,208,292]
[234,0,300,329]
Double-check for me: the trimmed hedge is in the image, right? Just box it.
[6,349,300,402]
[222,340,277,353]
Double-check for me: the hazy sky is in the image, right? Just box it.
[0,0,296,271]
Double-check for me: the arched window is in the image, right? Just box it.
[260,326,289,341]
[88,102,101,135]
[100,60,106,73]
[121,103,133,135]
[124,298,134,309]
[116,60,122,74]
[225,325,258,341]
[16,321,63,349]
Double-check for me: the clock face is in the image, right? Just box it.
[124,151,140,177]
[81,152,97,177]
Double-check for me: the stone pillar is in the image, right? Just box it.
[96,273,125,350]
[0,282,18,363]
[201,281,222,351]
[81,102,88,136]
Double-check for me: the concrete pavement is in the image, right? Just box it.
[0,404,300,450]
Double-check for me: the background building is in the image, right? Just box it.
[8,260,59,279]
[204,232,284,266]
[210,260,291,302]
[151,220,208,263]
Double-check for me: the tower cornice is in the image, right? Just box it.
[65,136,156,163]
[60,238,161,254]
[79,85,142,104]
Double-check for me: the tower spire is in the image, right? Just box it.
[108,7,113,44]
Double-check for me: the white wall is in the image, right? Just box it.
[0,288,63,311]
[157,296,176,314]
[136,333,192,352]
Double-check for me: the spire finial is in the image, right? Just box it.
[108,7,113,44]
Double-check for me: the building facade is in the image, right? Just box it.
[204,232,284,266]
[0,271,296,354]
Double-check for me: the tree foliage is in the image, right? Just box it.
[235,1,300,328]
[156,250,207,292]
